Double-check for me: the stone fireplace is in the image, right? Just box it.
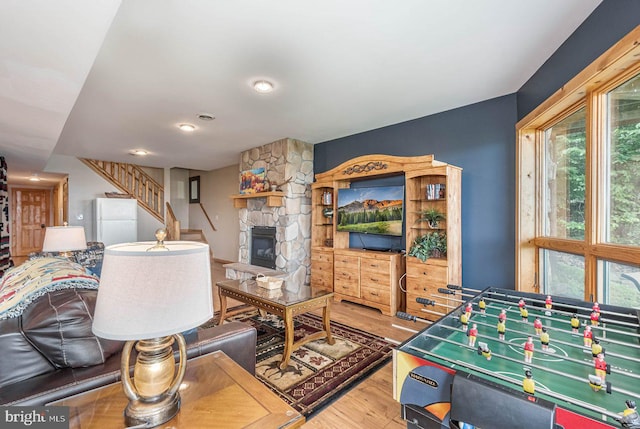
[237,138,313,285]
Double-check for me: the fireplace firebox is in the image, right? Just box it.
[250,226,276,269]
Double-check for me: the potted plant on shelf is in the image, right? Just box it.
[407,232,447,262]
[416,208,446,229]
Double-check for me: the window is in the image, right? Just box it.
[517,27,640,308]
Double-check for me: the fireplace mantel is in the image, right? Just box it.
[230,191,285,208]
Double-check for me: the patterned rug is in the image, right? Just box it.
[209,310,395,417]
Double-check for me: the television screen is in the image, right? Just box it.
[336,185,404,236]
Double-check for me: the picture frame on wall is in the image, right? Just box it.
[239,167,267,194]
[189,176,200,203]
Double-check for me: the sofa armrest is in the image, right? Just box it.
[0,322,256,406]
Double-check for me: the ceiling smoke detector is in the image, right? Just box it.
[197,113,215,121]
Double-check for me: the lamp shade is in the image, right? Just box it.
[92,241,213,340]
[42,226,87,252]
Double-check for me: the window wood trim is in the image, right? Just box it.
[515,25,640,294]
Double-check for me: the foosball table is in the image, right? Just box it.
[393,286,640,429]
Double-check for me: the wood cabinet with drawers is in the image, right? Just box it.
[333,249,404,316]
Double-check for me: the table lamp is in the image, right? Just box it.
[92,231,213,427]
[42,224,87,256]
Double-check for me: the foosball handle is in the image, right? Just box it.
[396,311,417,322]
[416,297,435,306]
[438,288,456,295]
[447,284,462,290]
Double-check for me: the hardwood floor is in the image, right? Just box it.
[211,262,418,429]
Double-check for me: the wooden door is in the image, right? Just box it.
[12,188,51,256]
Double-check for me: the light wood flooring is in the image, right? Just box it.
[211,261,417,429]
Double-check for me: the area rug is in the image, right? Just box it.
[208,310,395,417]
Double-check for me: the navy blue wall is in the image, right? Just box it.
[313,0,640,291]
[518,0,640,119]
[315,95,517,290]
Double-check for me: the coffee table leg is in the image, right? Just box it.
[323,300,335,345]
[280,308,294,369]
[218,291,228,326]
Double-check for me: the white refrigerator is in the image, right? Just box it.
[95,198,138,246]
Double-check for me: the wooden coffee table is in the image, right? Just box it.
[217,278,335,369]
[50,351,304,428]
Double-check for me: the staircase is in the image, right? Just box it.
[80,159,164,223]
[180,228,214,260]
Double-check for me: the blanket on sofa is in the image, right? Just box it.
[0,257,99,320]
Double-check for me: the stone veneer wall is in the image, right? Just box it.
[238,138,313,286]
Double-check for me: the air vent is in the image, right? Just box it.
[197,113,215,121]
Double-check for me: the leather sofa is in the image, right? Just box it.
[0,256,256,406]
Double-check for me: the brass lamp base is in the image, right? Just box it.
[121,334,188,428]
[124,392,181,427]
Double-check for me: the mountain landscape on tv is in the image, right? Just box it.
[337,188,404,236]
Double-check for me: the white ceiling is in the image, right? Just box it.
[1,0,602,184]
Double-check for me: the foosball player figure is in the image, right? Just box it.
[460,312,469,332]
[545,295,553,315]
[570,313,581,333]
[591,338,603,363]
[478,343,492,360]
[478,298,486,314]
[540,327,550,351]
[520,305,529,322]
[498,308,507,323]
[591,310,600,327]
[524,336,534,363]
[593,301,601,316]
[595,353,609,382]
[533,317,543,335]
[464,302,473,319]
[583,325,593,347]
[522,370,535,395]
[497,318,506,340]
[468,323,478,347]
[518,298,526,309]
[615,400,640,429]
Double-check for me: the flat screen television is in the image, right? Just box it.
[336,185,404,237]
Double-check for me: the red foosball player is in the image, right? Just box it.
[591,310,600,327]
[593,301,601,316]
[591,338,603,363]
[478,298,486,314]
[595,353,608,382]
[533,317,543,335]
[570,313,581,333]
[518,298,526,309]
[520,305,529,322]
[545,295,553,315]
[540,327,550,351]
[523,370,535,395]
[584,325,593,347]
[460,312,469,332]
[497,318,506,340]
[464,302,473,319]
[498,309,507,322]
[468,323,478,347]
[524,336,534,363]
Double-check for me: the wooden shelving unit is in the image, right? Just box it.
[310,154,461,317]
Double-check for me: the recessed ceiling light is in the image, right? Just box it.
[179,123,196,132]
[197,113,215,121]
[130,149,148,156]
[253,80,274,93]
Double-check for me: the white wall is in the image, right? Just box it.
[45,155,163,241]
[189,164,239,262]
[170,167,189,229]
